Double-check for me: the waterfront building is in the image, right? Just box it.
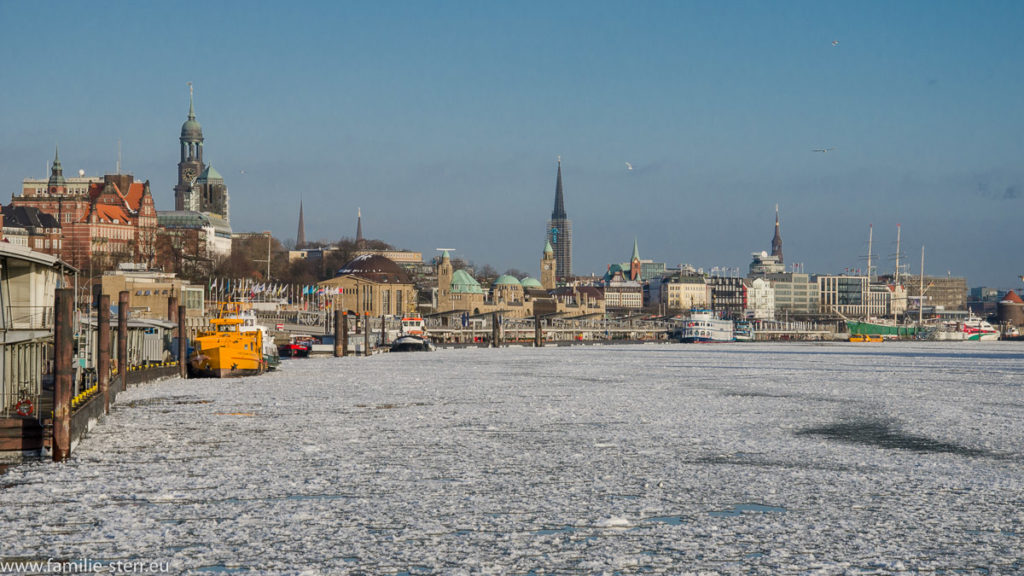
[319,254,417,317]
[707,276,747,319]
[765,272,819,318]
[818,275,906,319]
[12,151,159,271]
[603,270,643,311]
[99,268,199,320]
[749,251,785,277]
[745,277,775,320]
[661,274,710,312]
[899,275,968,311]
[0,242,66,427]
[545,159,572,280]
[1,205,61,251]
[533,286,605,318]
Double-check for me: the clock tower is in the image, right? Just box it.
[174,84,204,211]
[540,240,556,291]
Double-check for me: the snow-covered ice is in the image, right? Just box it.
[1,342,1022,574]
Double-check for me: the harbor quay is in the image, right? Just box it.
[0,343,1021,574]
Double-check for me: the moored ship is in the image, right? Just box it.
[926,315,1000,341]
[390,316,435,352]
[675,310,735,343]
[188,317,267,378]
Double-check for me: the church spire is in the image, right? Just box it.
[771,203,784,264]
[296,198,306,249]
[356,208,365,250]
[48,145,66,192]
[631,237,640,262]
[551,156,566,220]
[188,82,196,121]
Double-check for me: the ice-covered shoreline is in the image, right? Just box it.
[1,342,1021,574]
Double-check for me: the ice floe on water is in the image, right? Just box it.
[1,342,1022,574]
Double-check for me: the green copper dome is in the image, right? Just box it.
[493,274,522,286]
[450,269,484,294]
[520,277,543,289]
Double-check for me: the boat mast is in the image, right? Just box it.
[867,224,874,280]
[919,245,925,326]
[894,224,901,286]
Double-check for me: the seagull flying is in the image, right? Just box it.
[832,40,839,47]
[625,162,633,171]
[812,147,835,153]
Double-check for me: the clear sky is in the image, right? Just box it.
[2,1,1022,288]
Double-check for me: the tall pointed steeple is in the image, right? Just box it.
[356,208,365,250]
[545,156,572,279]
[296,199,306,248]
[771,204,783,264]
[551,157,567,220]
[629,237,642,281]
[48,145,66,193]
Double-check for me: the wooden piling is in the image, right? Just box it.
[380,314,387,346]
[534,315,543,347]
[364,316,371,357]
[341,313,348,357]
[98,294,110,414]
[52,288,73,462]
[167,296,178,323]
[118,291,128,390]
[333,311,344,357]
[178,305,187,379]
[491,312,500,348]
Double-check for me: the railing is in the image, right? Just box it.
[0,340,46,418]
[3,305,54,330]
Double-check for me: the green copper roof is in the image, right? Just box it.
[520,277,543,289]
[632,237,640,261]
[493,274,522,286]
[450,269,484,294]
[200,164,223,181]
[544,240,553,255]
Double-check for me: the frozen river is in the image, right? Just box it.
[1,342,1022,574]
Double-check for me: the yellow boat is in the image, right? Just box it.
[848,334,884,343]
[188,317,267,378]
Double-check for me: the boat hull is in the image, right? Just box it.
[188,329,265,379]
[390,335,435,352]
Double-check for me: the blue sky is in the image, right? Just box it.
[2,1,1022,287]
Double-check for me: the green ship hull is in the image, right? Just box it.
[845,320,917,337]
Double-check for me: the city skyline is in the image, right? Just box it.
[2,1,1022,287]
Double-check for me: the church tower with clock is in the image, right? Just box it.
[173,84,230,224]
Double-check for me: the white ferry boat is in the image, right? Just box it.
[928,314,1000,341]
[677,310,735,343]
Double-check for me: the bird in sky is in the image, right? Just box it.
[832,40,839,47]
[625,162,633,171]
[812,148,835,153]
